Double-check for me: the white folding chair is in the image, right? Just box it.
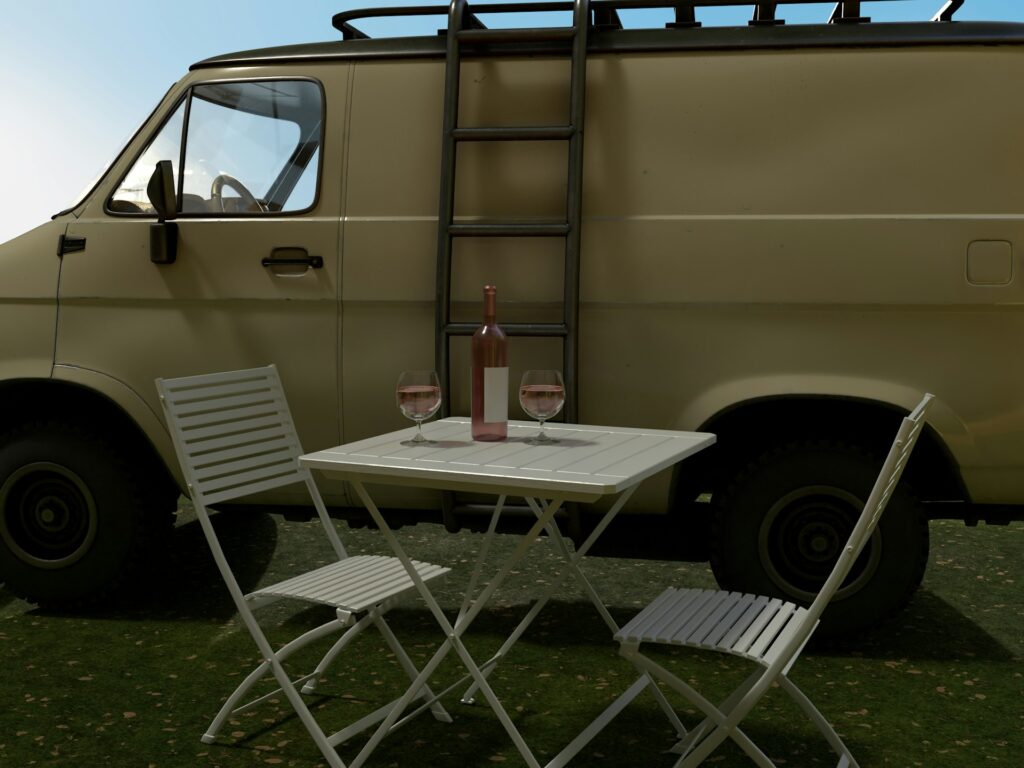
[586,394,934,768]
[156,365,452,768]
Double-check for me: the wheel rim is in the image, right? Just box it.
[758,485,881,602]
[0,462,98,569]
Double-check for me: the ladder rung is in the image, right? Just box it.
[445,322,568,338]
[453,125,575,142]
[457,26,576,44]
[449,222,570,237]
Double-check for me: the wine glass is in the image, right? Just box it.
[396,370,441,445]
[519,370,565,444]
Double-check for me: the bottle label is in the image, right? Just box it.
[483,367,508,423]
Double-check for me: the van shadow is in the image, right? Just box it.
[147,508,280,620]
[21,508,279,622]
[819,588,1015,662]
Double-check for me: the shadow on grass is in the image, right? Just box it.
[821,588,1015,662]
[11,508,279,623]
[0,588,18,611]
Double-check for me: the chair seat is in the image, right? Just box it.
[615,587,810,668]
[251,555,451,613]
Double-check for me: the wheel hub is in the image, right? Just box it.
[759,485,881,602]
[1,463,98,569]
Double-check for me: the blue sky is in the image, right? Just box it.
[1,0,1022,244]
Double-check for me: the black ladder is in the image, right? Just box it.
[434,0,590,425]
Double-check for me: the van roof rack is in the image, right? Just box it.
[333,0,966,40]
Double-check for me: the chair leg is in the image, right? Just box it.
[204,617,348,742]
[203,658,272,744]
[777,675,860,768]
[266,654,348,768]
[302,613,376,694]
[623,646,775,768]
[670,668,761,756]
[371,613,453,723]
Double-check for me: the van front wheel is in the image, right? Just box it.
[709,441,928,638]
[0,422,167,608]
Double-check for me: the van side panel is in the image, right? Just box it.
[341,46,1024,510]
[582,47,1024,504]
[0,221,63,380]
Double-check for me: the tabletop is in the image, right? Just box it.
[300,418,716,502]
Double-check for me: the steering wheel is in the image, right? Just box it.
[210,174,267,213]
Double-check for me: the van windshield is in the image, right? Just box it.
[109,79,322,216]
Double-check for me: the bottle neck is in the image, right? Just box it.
[483,286,496,323]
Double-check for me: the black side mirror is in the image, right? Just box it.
[147,161,178,264]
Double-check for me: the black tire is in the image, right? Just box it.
[710,441,928,638]
[0,421,171,608]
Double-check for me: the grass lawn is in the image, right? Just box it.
[1,506,1020,767]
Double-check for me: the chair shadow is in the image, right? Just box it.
[817,587,1015,662]
[381,587,1013,665]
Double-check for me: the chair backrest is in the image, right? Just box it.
[156,365,309,507]
[157,366,348,601]
[809,393,933,619]
[779,393,934,658]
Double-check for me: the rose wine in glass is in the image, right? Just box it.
[396,370,441,445]
[471,285,508,441]
[519,370,565,444]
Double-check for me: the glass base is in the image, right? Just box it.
[524,433,558,445]
[400,437,435,447]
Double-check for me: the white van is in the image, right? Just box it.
[1,0,1020,635]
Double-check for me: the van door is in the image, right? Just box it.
[55,76,344,505]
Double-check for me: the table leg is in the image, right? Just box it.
[459,486,637,704]
[349,481,566,768]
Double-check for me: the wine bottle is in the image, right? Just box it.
[471,284,508,441]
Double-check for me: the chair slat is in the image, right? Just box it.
[619,588,687,641]
[747,602,797,659]
[192,446,297,482]
[732,598,783,654]
[193,457,299,491]
[166,389,282,418]
[176,402,283,430]
[181,425,299,455]
[177,414,288,442]
[717,595,770,650]
[200,469,307,505]
[159,368,274,394]
[189,435,298,467]
[685,592,743,646]
[652,589,716,644]
[703,593,757,648]
[162,379,275,405]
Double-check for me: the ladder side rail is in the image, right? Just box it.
[435,0,471,418]
[563,0,590,424]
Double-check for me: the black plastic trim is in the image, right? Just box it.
[56,234,86,256]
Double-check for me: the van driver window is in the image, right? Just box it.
[109,79,322,216]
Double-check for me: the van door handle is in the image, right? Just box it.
[261,247,323,269]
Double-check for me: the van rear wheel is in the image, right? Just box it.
[0,422,168,608]
[709,441,928,638]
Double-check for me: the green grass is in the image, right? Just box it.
[1,507,1021,767]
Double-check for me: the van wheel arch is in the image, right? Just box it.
[0,381,179,607]
[709,440,928,637]
[669,395,963,635]
[690,395,967,506]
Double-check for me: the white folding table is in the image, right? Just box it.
[299,417,715,768]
